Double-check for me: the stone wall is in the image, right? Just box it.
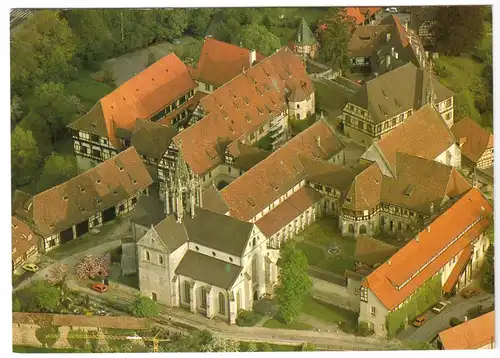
[311,277,360,313]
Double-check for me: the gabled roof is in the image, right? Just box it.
[345,7,366,26]
[130,195,166,229]
[176,47,314,175]
[227,141,271,171]
[342,162,383,211]
[451,118,494,164]
[130,119,178,159]
[348,63,454,124]
[439,311,495,350]
[175,250,243,289]
[15,147,152,237]
[380,153,471,214]
[12,216,38,262]
[189,38,265,87]
[202,185,230,215]
[153,215,189,252]
[69,53,196,148]
[220,120,344,221]
[363,188,492,310]
[375,104,456,173]
[290,18,317,46]
[348,24,392,57]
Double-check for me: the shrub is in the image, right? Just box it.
[235,310,263,327]
[449,317,463,327]
[129,296,160,318]
[356,321,374,337]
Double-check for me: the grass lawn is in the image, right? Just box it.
[318,255,356,276]
[296,241,324,266]
[263,318,313,331]
[302,296,358,333]
[66,70,115,108]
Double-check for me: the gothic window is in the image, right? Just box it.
[145,251,150,261]
[218,292,225,314]
[253,237,256,246]
[201,287,207,308]
[184,281,191,302]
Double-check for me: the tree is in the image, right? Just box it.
[237,24,281,56]
[187,8,215,37]
[201,336,240,352]
[317,8,351,71]
[482,243,494,293]
[276,241,312,324]
[11,10,77,97]
[18,281,62,312]
[37,154,78,193]
[74,254,110,280]
[11,125,41,188]
[11,95,23,127]
[46,262,70,289]
[129,296,160,318]
[434,6,485,56]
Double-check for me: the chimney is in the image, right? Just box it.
[315,136,321,147]
[459,137,466,148]
[249,49,256,68]
[430,202,434,214]
[386,32,391,42]
[391,47,395,56]
[386,55,391,67]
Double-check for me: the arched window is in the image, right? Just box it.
[159,255,164,265]
[297,104,300,109]
[184,281,191,303]
[348,224,355,234]
[145,251,150,261]
[218,292,225,314]
[253,237,256,246]
[201,287,207,308]
[359,225,367,235]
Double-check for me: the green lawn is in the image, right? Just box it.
[318,255,356,276]
[302,296,358,333]
[65,70,115,108]
[263,318,313,331]
[296,241,324,266]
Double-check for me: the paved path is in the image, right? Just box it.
[397,292,494,342]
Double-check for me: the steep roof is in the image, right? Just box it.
[451,118,494,164]
[189,38,265,87]
[69,53,196,148]
[130,119,178,159]
[175,250,243,289]
[227,141,271,171]
[439,311,495,350]
[202,185,230,215]
[291,18,317,46]
[380,153,471,214]
[220,120,344,221]
[130,195,166,229]
[342,162,383,211]
[348,24,392,57]
[15,147,152,237]
[12,216,38,263]
[176,47,314,175]
[363,188,492,310]
[345,7,366,26]
[375,104,456,172]
[153,215,189,252]
[348,63,454,124]
[354,235,398,267]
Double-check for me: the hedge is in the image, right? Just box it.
[386,274,442,338]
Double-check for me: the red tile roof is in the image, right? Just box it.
[439,311,495,350]
[190,38,265,86]
[343,162,383,211]
[15,147,153,237]
[256,186,323,237]
[345,7,366,26]
[176,47,314,175]
[220,120,343,221]
[442,244,472,294]
[12,217,38,262]
[363,188,492,310]
[375,104,456,172]
[451,118,494,163]
[359,7,382,16]
[70,53,197,148]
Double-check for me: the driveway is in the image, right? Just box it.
[396,292,494,342]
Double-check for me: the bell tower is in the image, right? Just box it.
[165,140,202,223]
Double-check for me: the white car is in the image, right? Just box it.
[432,301,450,314]
[385,7,399,13]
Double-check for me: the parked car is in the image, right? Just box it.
[462,288,481,298]
[385,7,399,13]
[91,283,108,293]
[432,301,450,314]
[413,315,427,327]
[22,263,39,272]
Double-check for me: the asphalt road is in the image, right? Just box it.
[396,292,494,342]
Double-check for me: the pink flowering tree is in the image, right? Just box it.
[46,262,70,288]
[74,253,111,280]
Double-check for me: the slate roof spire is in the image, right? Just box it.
[292,17,317,46]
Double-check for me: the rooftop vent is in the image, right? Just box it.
[63,195,68,201]
[387,259,391,266]
[96,179,101,184]
[119,167,124,171]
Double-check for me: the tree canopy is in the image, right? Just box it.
[11,126,41,188]
[238,24,281,56]
[317,8,351,71]
[275,241,312,324]
[129,296,160,318]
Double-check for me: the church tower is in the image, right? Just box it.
[165,140,202,223]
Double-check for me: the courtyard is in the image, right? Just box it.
[294,217,356,277]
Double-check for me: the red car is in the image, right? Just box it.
[91,283,108,293]
[413,315,427,327]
